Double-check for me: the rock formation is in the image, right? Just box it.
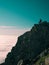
[0,20,49,65]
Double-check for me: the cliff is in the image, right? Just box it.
[0,20,49,65]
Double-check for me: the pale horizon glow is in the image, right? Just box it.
[0,26,30,64]
[0,35,17,63]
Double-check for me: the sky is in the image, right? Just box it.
[0,0,49,28]
[0,0,49,64]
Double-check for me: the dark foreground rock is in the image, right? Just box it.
[0,20,49,65]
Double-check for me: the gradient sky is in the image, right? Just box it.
[0,0,49,63]
[0,0,49,28]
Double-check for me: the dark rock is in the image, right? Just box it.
[0,20,49,65]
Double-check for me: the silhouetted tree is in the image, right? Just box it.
[39,19,42,24]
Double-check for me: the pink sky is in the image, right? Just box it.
[0,35,17,63]
[0,26,30,63]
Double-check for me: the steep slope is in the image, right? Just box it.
[0,21,49,65]
[34,50,49,65]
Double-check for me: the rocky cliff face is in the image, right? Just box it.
[1,21,49,65]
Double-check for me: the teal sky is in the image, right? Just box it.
[0,0,49,63]
[0,0,49,29]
